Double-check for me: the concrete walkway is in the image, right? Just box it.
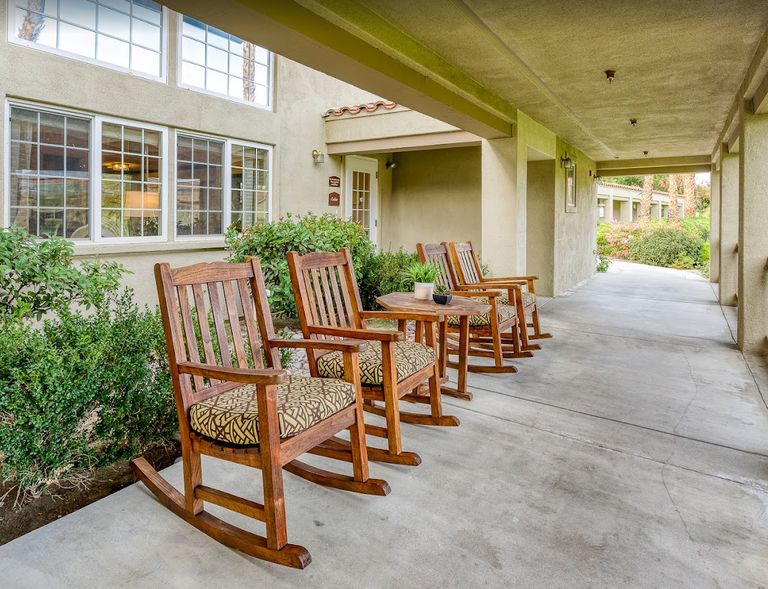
[3,261,768,588]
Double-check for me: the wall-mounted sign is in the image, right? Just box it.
[329,175,341,187]
[328,191,341,206]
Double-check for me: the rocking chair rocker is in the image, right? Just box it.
[131,258,389,569]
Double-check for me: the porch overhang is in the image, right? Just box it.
[596,155,712,178]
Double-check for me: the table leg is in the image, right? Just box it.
[439,315,473,401]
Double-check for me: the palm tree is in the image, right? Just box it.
[18,1,46,42]
[682,173,697,217]
[667,174,680,224]
[638,175,654,223]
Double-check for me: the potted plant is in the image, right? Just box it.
[432,283,453,305]
[407,261,440,300]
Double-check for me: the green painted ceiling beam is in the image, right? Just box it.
[161,0,513,138]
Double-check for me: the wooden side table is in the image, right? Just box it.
[376,292,490,401]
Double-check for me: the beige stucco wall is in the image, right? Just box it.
[380,147,481,253]
[0,5,380,307]
[526,160,556,296]
[552,138,598,295]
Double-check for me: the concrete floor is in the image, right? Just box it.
[2,261,768,588]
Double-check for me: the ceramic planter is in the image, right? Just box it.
[413,282,434,300]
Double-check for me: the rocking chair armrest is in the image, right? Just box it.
[308,325,404,342]
[361,310,441,323]
[268,338,368,353]
[177,361,287,385]
[483,274,538,282]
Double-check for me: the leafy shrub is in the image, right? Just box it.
[680,215,710,242]
[0,291,175,499]
[597,223,643,259]
[596,255,610,273]
[226,214,375,318]
[628,225,703,268]
[0,226,125,321]
[357,250,418,310]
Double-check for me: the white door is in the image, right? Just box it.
[344,155,378,243]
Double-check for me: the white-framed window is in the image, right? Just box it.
[5,101,168,242]
[178,15,272,109]
[174,132,272,237]
[7,0,166,80]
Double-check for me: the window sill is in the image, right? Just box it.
[73,239,227,257]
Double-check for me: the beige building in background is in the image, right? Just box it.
[596,181,685,224]
[1,1,601,305]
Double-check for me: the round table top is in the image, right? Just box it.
[376,291,491,317]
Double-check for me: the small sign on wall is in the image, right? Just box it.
[329,176,341,187]
[328,191,341,206]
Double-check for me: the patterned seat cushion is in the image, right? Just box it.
[189,375,355,445]
[317,341,434,386]
[498,290,536,307]
[447,302,517,328]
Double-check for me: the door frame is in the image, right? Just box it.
[344,155,379,244]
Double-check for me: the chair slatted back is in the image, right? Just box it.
[450,241,483,285]
[155,258,279,413]
[416,242,458,290]
[287,248,364,339]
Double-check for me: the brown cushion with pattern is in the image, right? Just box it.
[447,302,517,327]
[189,375,355,445]
[497,290,536,307]
[317,341,434,386]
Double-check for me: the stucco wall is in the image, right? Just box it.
[526,160,556,296]
[0,5,380,306]
[552,138,597,295]
[381,147,481,253]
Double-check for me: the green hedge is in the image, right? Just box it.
[226,214,419,315]
[0,291,175,498]
[226,214,375,317]
[597,219,709,270]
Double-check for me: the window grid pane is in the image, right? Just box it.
[176,134,224,236]
[9,106,91,238]
[100,121,162,238]
[230,142,269,231]
[13,0,163,77]
[180,15,271,108]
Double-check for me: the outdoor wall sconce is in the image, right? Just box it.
[311,149,325,164]
[385,160,397,169]
[560,153,574,169]
[604,69,616,84]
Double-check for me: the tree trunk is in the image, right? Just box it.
[667,174,680,225]
[638,175,653,224]
[682,173,697,217]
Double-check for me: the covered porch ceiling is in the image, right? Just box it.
[164,0,768,168]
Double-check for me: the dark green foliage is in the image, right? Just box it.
[357,250,419,309]
[0,291,176,498]
[628,225,703,269]
[226,214,375,317]
[596,256,610,273]
[0,226,125,321]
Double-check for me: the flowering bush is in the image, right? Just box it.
[597,221,707,270]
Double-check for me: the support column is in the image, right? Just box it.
[737,111,768,354]
[619,199,632,222]
[481,137,523,276]
[710,165,721,283]
[719,149,739,306]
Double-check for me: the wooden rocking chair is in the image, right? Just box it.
[448,240,552,343]
[416,242,530,376]
[131,258,389,569]
[287,248,459,468]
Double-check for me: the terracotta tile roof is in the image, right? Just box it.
[323,100,397,117]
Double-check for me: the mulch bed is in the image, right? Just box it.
[0,442,180,547]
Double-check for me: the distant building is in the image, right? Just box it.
[597,181,685,224]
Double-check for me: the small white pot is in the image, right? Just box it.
[414,282,434,300]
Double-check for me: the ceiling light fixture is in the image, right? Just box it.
[629,118,638,127]
[604,69,616,84]
[642,150,649,157]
